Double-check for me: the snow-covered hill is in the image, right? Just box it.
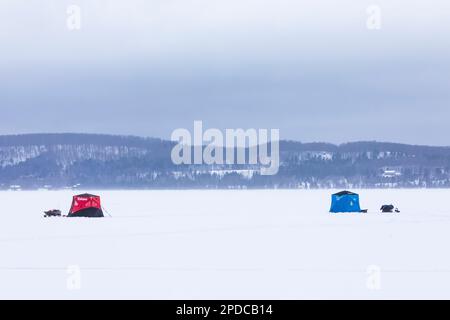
[0,133,450,189]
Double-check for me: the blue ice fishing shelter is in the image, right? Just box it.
[330,191,361,213]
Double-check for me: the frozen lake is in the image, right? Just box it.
[1,189,450,299]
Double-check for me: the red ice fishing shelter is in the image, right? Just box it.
[68,193,104,218]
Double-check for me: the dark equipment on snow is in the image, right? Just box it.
[67,193,104,218]
[381,205,394,213]
[380,205,400,213]
[44,209,62,217]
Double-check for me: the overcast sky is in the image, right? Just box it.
[0,0,449,145]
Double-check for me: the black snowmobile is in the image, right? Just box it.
[44,209,62,217]
[380,205,400,213]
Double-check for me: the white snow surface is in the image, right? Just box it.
[1,189,450,299]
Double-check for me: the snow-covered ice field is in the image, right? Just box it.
[1,189,450,299]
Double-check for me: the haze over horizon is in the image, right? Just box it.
[1,1,449,145]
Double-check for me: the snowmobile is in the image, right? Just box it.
[44,209,62,218]
[380,205,400,213]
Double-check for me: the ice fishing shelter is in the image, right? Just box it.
[330,191,361,213]
[68,193,104,217]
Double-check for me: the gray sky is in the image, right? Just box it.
[0,0,449,145]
